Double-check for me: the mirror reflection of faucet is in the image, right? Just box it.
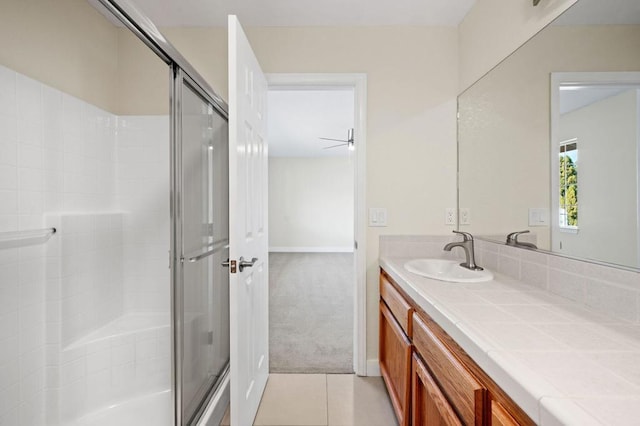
[506,230,538,249]
[443,231,484,271]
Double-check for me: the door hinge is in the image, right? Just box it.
[354,240,358,250]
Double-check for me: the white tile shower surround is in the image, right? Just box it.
[380,235,640,425]
[117,116,171,314]
[43,213,171,422]
[0,64,171,425]
[45,213,125,348]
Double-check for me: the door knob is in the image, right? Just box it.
[238,256,258,272]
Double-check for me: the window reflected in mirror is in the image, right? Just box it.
[457,0,640,270]
[559,140,578,230]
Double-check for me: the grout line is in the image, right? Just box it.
[325,373,329,426]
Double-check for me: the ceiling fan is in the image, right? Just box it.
[319,128,354,150]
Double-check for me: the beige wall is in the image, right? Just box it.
[0,0,170,115]
[269,157,354,250]
[158,26,459,362]
[1,6,459,367]
[459,25,640,252]
[458,0,578,92]
[163,27,229,101]
[0,0,120,112]
[246,27,459,360]
[116,30,169,115]
[0,0,588,368]
[115,27,227,115]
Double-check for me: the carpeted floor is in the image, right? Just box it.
[269,252,354,373]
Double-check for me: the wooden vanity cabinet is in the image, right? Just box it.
[412,314,485,425]
[379,273,414,425]
[379,269,535,426]
[380,273,414,336]
[412,353,462,426]
[379,300,412,426]
[490,400,519,426]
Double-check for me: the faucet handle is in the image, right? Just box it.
[452,230,474,241]
[506,230,529,243]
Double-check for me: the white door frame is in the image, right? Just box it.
[550,71,640,260]
[266,73,368,376]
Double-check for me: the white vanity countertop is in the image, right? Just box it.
[380,256,640,426]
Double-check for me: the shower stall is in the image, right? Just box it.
[0,0,230,425]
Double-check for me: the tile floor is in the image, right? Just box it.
[220,373,398,426]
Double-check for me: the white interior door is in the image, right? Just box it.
[228,15,269,426]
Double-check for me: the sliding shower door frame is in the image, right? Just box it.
[172,68,231,426]
[171,65,185,426]
[87,1,231,425]
[90,0,228,115]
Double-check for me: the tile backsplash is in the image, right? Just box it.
[380,235,640,323]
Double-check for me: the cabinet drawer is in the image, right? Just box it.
[413,314,485,426]
[412,353,462,426]
[491,399,519,426]
[379,301,412,426]
[380,274,414,337]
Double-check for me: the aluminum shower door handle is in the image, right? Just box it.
[239,256,258,272]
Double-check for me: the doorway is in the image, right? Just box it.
[266,74,367,376]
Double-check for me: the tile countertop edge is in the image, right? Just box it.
[378,256,599,426]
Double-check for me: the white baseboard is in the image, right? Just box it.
[269,246,354,253]
[366,359,381,376]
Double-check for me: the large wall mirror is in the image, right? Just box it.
[458,0,640,270]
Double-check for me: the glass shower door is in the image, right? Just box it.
[177,77,230,425]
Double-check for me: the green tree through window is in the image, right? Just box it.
[559,141,578,228]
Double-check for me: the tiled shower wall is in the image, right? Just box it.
[0,64,118,425]
[45,213,125,348]
[118,116,170,313]
[0,65,170,425]
[379,235,640,323]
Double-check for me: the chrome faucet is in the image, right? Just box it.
[506,230,538,249]
[443,231,484,271]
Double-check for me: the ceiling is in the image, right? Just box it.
[560,86,639,115]
[268,89,354,158]
[126,0,476,27]
[553,0,640,25]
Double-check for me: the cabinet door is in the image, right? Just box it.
[412,353,462,426]
[413,314,485,425]
[491,400,519,426]
[379,301,412,426]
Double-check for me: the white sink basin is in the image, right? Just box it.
[404,258,493,283]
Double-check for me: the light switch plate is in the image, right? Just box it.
[369,208,388,227]
[528,208,549,226]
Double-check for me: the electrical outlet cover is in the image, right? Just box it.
[445,208,456,225]
[460,208,470,225]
